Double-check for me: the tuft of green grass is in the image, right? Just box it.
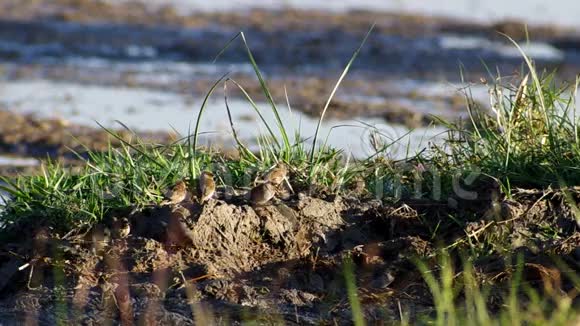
[0,127,352,236]
[430,46,580,190]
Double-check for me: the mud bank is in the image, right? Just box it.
[0,186,578,324]
[0,109,171,166]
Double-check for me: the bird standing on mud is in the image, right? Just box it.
[198,171,216,203]
[264,162,288,186]
[250,182,276,206]
[112,217,131,239]
[163,180,188,205]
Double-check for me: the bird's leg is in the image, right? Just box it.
[283,177,294,194]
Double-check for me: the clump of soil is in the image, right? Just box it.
[128,195,346,278]
[0,185,578,324]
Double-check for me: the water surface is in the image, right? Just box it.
[0,80,448,159]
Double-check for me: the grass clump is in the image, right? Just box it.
[0,136,350,236]
[0,29,370,236]
[433,65,580,191]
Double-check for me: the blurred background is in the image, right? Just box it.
[0,0,579,171]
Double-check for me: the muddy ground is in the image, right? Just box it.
[0,109,174,174]
[0,183,578,324]
[0,4,579,322]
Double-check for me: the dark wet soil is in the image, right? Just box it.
[0,185,578,324]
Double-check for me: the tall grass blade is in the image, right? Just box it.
[190,73,229,177]
[343,257,366,326]
[228,79,280,149]
[239,32,291,157]
[309,24,375,171]
[224,80,258,161]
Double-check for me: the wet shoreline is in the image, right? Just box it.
[0,16,575,78]
[0,109,172,175]
[1,3,579,170]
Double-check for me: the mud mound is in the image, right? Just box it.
[129,195,345,278]
[461,187,579,252]
[0,188,579,324]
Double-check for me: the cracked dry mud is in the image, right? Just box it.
[0,186,579,324]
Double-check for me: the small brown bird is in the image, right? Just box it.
[112,217,131,239]
[198,171,216,203]
[264,162,288,186]
[90,223,110,254]
[250,182,276,206]
[163,180,188,205]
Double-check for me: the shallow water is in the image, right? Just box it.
[0,21,567,72]
[0,12,573,126]
[0,2,578,165]
[0,80,448,158]
[0,156,38,166]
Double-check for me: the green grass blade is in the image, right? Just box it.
[191,72,229,177]
[224,80,258,161]
[228,78,280,149]
[239,32,291,157]
[95,121,166,169]
[309,24,375,172]
[343,257,366,326]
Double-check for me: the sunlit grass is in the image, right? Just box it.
[430,45,580,190]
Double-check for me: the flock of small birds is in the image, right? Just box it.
[86,162,290,248]
[164,161,289,207]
